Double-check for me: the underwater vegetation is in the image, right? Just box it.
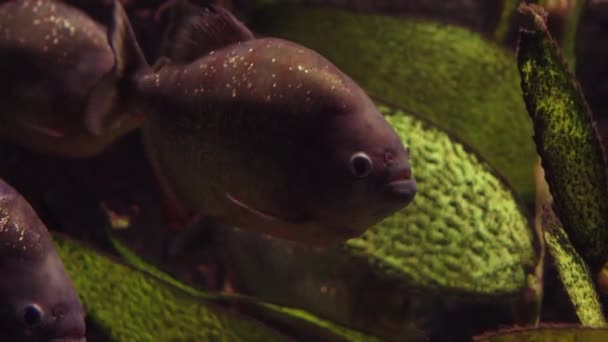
[4,0,608,341]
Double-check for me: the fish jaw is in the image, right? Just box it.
[49,326,86,342]
[385,163,417,205]
[386,177,417,204]
[49,338,86,342]
[47,305,87,342]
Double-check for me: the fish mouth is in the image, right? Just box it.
[386,167,417,203]
[49,328,86,342]
[49,338,86,342]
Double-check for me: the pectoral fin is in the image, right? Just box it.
[16,118,65,138]
[225,192,306,225]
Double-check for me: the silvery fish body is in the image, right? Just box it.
[0,0,141,157]
[0,179,86,341]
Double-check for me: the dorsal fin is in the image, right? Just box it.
[167,3,255,63]
[85,0,148,135]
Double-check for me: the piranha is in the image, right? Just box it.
[0,0,142,158]
[0,179,86,341]
[111,1,417,245]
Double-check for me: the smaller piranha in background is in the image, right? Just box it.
[0,178,86,341]
[0,0,142,158]
[110,1,417,246]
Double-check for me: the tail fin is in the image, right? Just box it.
[85,0,148,135]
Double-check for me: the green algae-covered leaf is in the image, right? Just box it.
[347,105,537,295]
[107,234,383,342]
[235,303,387,342]
[538,0,585,69]
[248,4,537,204]
[541,207,605,327]
[474,325,608,342]
[517,4,608,272]
[219,105,537,335]
[53,234,287,342]
[217,106,537,339]
[103,104,535,341]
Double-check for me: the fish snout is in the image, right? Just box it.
[386,166,417,204]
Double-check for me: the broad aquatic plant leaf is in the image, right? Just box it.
[248,4,537,204]
[53,234,287,342]
[106,104,536,341]
[517,4,608,272]
[474,324,608,342]
[539,0,585,69]
[107,234,384,342]
[542,207,605,327]
[219,105,537,340]
[222,105,537,318]
[351,105,537,295]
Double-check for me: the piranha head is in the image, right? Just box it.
[306,85,417,244]
[0,182,86,341]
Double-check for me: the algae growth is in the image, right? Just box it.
[108,234,384,342]
[54,235,287,342]
[347,105,537,295]
[542,208,605,327]
[475,325,608,342]
[518,4,608,272]
[225,104,537,307]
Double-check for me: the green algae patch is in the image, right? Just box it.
[107,234,383,342]
[542,208,605,327]
[249,4,537,204]
[219,106,537,340]
[474,325,608,342]
[344,105,537,296]
[517,5,608,272]
[538,0,584,69]
[53,234,287,342]
[238,304,386,342]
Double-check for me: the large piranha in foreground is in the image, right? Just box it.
[0,179,86,341]
[112,1,417,246]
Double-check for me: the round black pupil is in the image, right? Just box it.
[24,306,42,326]
[353,156,370,175]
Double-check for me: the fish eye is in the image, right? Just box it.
[23,304,44,327]
[349,152,374,178]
